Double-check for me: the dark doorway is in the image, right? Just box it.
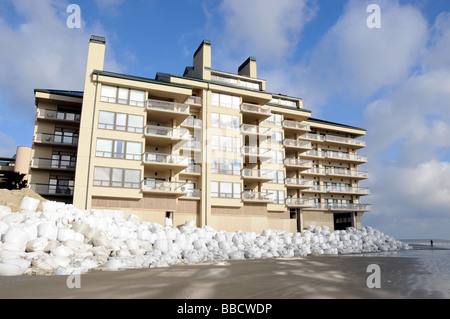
[333,212,353,230]
[290,208,301,233]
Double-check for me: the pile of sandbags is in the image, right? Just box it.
[0,197,410,276]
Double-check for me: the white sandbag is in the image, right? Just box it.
[38,222,58,240]
[44,240,61,253]
[57,228,76,242]
[2,227,28,249]
[102,258,123,271]
[0,259,31,276]
[26,237,48,252]
[126,213,140,225]
[51,245,74,258]
[20,196,40,212]
[0,249,25,260]
[0,205,11,215]
[0,221,9,235]
[1,213,25,226]
[185,220,195,227]
[42,201,57,213]
[137,229,152,241]
[125,238,139,250]
[153,239,168,252]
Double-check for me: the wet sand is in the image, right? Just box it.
[0,247,446,299]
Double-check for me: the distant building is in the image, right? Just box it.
[0,146,31,187]
[27,36,370,232]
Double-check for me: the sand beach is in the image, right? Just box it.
[0,244,448,299]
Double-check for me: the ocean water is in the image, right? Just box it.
[349,239,450,298]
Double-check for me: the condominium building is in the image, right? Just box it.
[27,35,370,233]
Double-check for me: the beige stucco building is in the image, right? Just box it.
[27,35,370,233]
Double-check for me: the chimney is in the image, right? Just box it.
[238,57,257,78]
[193,40,211,80]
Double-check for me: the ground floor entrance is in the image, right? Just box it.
[333,212,354,230]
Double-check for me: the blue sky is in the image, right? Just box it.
[0,0,449,240]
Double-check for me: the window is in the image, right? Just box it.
[280,99,297,107]
[262,114,282,126]
[267,150,284,164]
[211,92,240,109]
[96,138,142,160]
[211,113,240,129]
[211,181,241,199]
[100,85,145,107]
[211,158,241,175]
[98,111,144,133]
[93,167,141,189]
[268,170,284,184]
[267,131,283,145]
[211,135,241,153]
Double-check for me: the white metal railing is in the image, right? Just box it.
[181,140,202,151]
[38,109,81,122]
[242,191,273,202]
[242,146,271,157]
[282,120,310,131]
[240,103,271,115]
[182,189,201,198]
[324,203,371,211]
[326,186,370,194]
[181,116,202,128]
[241,168,274,179]
[186,96,202,106]
[30,184,74,196]
[143,153,189,165]
[283,139,312,149]
[284,158,312,168]
[324,151,367,162]
[302,150,324,158]
[302,133,324,141]
[145,125,189,139]
[142,179,187,192]
[324,135,366,146]
[324,168,369,178]
[302,167,327,175]
[303,185,327,192]
[147,99,190,114]
[285,178,314,187]
[241,124,272,136]
[286,198,315,206]
[180,165,202,175]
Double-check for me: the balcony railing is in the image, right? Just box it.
[186,96,202,106]
[30,184,74,196]
[326,186,370,195]
[147,99,190,114]
[145,125,189,140]
[284,158,312,168]
[181,116,202,128]
[285,178,314,188]
[180,165,202,175]
[242,191,273,202]
[37,109,81,122]
[242,146,271,159]
[34,133,78,146]
[142,179,187,192]
[302,167,327,175]
[143,153,189,165]
[241,124,272,136]
[286,198,315,207]
[182,189,201,199]
[324,203,371,211]
[302,150,324,158]
[324,135,366,147]
[282,120,310,131]
[241,168,274,180]
[240,103,271,115]
[325,168,369,178]
[181,140,202,152]
[283,139,312,150]
[31,158,76,170]
[324,151,367,162]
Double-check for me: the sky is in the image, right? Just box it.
[0,0,449,240]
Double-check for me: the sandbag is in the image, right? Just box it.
[0,259,31,276]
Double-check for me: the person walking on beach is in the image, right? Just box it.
[430,240,433,247]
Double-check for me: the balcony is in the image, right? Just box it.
[180,140,202,153]
[181,116,202,129]
[242,191,273,203]
[285,178,314,189]
[284,158,312,170]
[31,158,76,171]
[181,189,201,200]
[240,103,272,121]
[242,146,272,162]
[283,139,312,151]
[179,164,202,176]
[146,99,190,125]
[34,133,78,147]
[145,125,189,146]
[143,152,189,172]
[326,186,371,195]
[186,96,202,109]
[324,151,368,163]
[241,124,272,137]
[37,109,81,123]
[301,150,324,160]
[325,168,369,179]
[241,168,275,183]
[301,167,327,176]
[286,198,315,208]
[323,135,366,149]
[325,203,371,211]
[299,133,324,142]
[282,120,310,134]
[142,179,187,197]
[30,184,74,197]
[302,185,328,193]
